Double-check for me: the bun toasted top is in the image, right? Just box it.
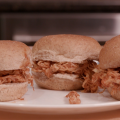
[32,34,102,63]
[99,35,120,69]
[0,40,32,70]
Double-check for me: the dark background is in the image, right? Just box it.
[0,0,120,45]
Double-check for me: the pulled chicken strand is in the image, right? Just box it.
[92,66,120,94]
[0,68,33,86]
[66,91,81,104]
[33,60,98,93]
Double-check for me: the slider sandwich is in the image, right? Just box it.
[32,34,102,92]
[0,40,33,101]
[92,35,120,100]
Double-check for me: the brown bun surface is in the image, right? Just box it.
[107,87,120,100]
[99,35,120,69]
[0,40,32,70]
[32,71,83,90]
[0,40,32,101]
[32,34,101,90]
[0,82,28,102]
[32,34,102,63]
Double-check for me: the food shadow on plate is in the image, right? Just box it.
[9,82,45,104]
[80,88,117,104]
[64,96,69,104]
[64,88,117,105]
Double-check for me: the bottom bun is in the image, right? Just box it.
[32,71,83,90]
[107,87,120,100]
[0,82,28,102]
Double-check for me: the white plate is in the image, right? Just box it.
[0,82,120,115]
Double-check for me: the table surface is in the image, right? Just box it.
[1,109,120,120]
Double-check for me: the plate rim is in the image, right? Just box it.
[0,101,120,108]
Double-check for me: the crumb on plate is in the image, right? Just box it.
[19,98,24,100]
[66,91,81,104]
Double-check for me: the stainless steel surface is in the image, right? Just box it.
[0,13,120,42]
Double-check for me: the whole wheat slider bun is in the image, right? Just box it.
[32,72,83,90]
[0,40,32,101]
[99,35,120,100]
[0,82,28,102]
[32,34,102,90]
[32,34,101,63]
[99,35,120,69]
[0,40,31,70]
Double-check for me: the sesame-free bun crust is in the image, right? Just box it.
[107,87,120,100]
[32,34,101,90]
[0,40,32,70]
[99,35,120,69]
[0,82,28,102]
[32,71,83,90]
[32,34,102,63]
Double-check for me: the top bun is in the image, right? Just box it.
[99,35,120,69]
[32,34,102,63]
[0,40,32,70]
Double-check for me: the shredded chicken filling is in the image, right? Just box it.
[66,91,81,104]
[92,66,120,93]
[0,68,33,86]
[33,60,98,92]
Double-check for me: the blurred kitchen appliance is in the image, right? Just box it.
[1,0,120,45]
[0,13,120,45]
